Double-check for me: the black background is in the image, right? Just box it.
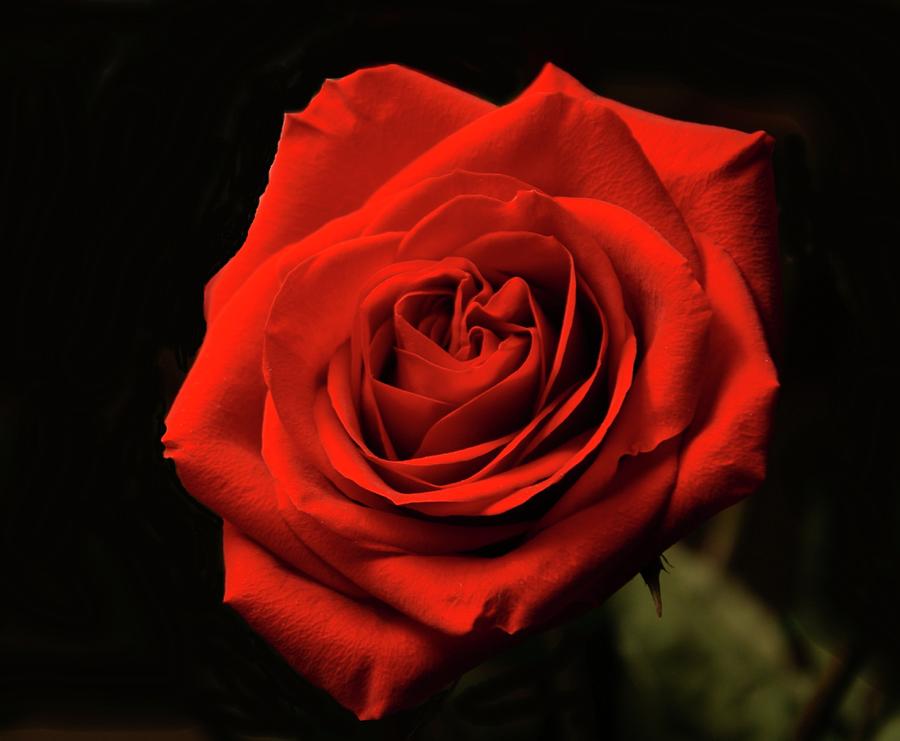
[2,2,899,739]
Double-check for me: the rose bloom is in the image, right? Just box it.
[163,63,779,719]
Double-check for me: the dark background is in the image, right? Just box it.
[2,2,899,739]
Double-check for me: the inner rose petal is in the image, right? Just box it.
[319,218,614,500]
[394,312,498,370]
[394,335,531,406]
[326,341,515,487]
[370,379,454,457]
[351,258,485,456]
[396,289,455,348]
[351,255,560,458]
[326,337,582,493]
[412,327,543,457]
[453,232,584,407]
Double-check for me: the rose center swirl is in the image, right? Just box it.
[339,248,608,483]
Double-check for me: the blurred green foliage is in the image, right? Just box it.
[387,543,882,741]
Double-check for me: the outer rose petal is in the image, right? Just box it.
[370,85,703,280]
[161,254,369,601]
[524,63,780,345]
[221,523,500,720]
[205,64,494,321]
[552,200,778,537]
[659,232,779,539]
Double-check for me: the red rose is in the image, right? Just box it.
[162,63,779,719]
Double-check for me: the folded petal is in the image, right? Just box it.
[372,87,702,280]
[540,196,712,524]
[524,63,779,345]
[162,249,366,600]
[270,430,680,636]
[222,524,498,720]
[206,65,494,320]
[658,232,779,541]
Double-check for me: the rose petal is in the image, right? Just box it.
[524,63,779,345]
[221,523,496,720]
[271,419,681,636]
[370,87,702,280]
[394,333,532,407]
[162,257,367,601]
[327,340,567,491]
[451,231,584,407]
[263,393,530,554]
[412,327,542,456]
[206,65,493,321]
[658,232,779,540]
[328,341,513,487]
[315,378,586,512]
[539,196,713,524]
